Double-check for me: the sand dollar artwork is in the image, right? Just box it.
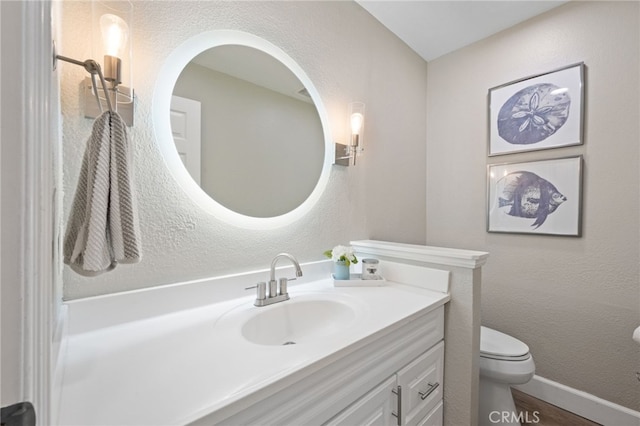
[497,83,571,145]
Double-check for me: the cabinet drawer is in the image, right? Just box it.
[397,341,444,426]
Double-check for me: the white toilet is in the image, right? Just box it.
[479,326,535,426]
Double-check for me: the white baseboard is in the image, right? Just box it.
[514,375,640,426]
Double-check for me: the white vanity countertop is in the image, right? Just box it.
[57,279,449,426]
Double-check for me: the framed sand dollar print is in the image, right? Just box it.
[488,63,584,156]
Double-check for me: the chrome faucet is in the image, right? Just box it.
[247,253,303,307]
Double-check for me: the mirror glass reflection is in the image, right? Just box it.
[171,45,325,218]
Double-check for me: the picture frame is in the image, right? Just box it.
[487,156,583,236]
[488,63,584,156]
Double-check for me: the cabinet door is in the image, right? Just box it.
[416,401,443,426]
[324,376,397,426]
[397,341,444,426]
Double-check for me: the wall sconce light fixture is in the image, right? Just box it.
[335,101,365,166]
[100,12,128,85]
[84,0,135,125]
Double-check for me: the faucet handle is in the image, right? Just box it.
[278,275,301,294]
[245,282,266,300]
[278,277,289,296]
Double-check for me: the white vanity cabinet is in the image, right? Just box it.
[214,305,445,426]
[58,248,484,426]
[324,341,444,426]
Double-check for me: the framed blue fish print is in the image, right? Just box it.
[488,63,585,156]
[487,156,583,236]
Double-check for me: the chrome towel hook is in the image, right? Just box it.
[54,50,113,113]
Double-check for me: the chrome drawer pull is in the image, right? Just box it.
[418,382,439,400]
[391,385,402,426]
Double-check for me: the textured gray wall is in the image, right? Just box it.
[426,1,639,410]
[59,1,428,299]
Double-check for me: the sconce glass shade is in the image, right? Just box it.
[88,0,134,122]
[349,101,365,155]
[92,1,133,91]
[351,112,364,135]
[334,101,366,166]
[100,14,129,57]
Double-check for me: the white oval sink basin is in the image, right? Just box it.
[241,299,357,346]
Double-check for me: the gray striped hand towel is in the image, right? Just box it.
[64,110,141,276]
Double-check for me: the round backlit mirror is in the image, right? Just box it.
[153,30,332,229]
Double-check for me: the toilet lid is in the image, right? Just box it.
[480,326,530,360]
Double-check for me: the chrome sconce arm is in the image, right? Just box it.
[54,53,113,113]
[54,48,135,125]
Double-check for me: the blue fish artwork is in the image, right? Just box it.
[497,83,571,145]
[497,171,567,229]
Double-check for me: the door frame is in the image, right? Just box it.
[1,1,59,424]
